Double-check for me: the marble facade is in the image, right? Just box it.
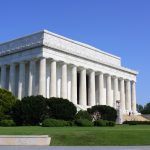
[0,30,138,114]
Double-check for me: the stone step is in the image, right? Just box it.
[123,115,150,122]
[0,135,51,146]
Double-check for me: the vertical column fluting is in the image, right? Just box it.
[79,68,87,106]
[98,72,104,105]
[71,65,77,104]
[113,76,118,108]
[61,63,67,99]
[88,70,95,106]
[131,81,137,114]
[1,65,7,89]
[50,60,57,97]
[9,63,16,94]
[126,80,131,112]
[18,62,25,99]
[106,74,112,106]
[28,60,36,96]
[39,58,46,97]
[120,78,125,113]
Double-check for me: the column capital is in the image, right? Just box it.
[131,80,136,84]
[105,73,111,77]
[124,78,131,82]
[29,58,38,62]
[19,61,27,64]
[0,64,8,67]
[97,71,104,75]
[112,75,117,79]
[119,77,124,81]
[58,61,68,65]
[69,64,77,68]
[87,69,95,73]
[78,66,86,71]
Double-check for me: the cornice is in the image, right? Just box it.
[0,31,44,56]
[0,30,138,75]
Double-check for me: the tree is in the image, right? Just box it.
[16,95,47,125]
[75,110,92,121]
[0,88,16,120]
[87,105,117,121]
[136,104,144,113]
[46,97,77,120]
[141,102,150,114]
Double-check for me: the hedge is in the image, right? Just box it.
[123,121,150,125]
[0,88,16,121]
[46,97,77,120]
[88,105,117,121]
[0,119,15,127]
[75,110,92,121]
[42,118,68,127]
[74,119,93,127]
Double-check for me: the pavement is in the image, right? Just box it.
[0,146,150,150]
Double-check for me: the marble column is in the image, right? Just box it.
[71,65,77,104]
[1,65,7,89]
[50,60,57,97]
[126,80,131,112]
[9,63,16,94]
[61,63,67,99]
[131,81,137,114]
[28,60,36,96]
[39,58,46,97]
[88,70,95,106]
[79,68,87,106]
[106,74,112,106]
[113,76,118,108]
[120,78,125,113]
[18,62,26,99]
[98,72,104,105]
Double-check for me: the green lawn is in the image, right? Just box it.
[0,125,150,146]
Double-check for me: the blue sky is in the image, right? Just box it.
[0,0,149,105]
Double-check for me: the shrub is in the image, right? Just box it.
[75,110,92,121]
[11,100,23,126]
[88,105,117,121]
[94,120,107,126]
[0,119,15,127]
[67,120,75,126]
[42,118,68,127]
[0,88,16,121]
[46,97,77,121]
[123,121,150,125]
[94,120,115,127]
[74,119,93,127]
[19,95,47,125]
[107,121,116,127]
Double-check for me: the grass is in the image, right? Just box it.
[0,125,150,146]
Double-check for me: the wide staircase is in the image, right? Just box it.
[123,114,150,122]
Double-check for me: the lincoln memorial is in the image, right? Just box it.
[0,30,138,114]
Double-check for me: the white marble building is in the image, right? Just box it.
[0,30,138,114]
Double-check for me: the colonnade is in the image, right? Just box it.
[0,57,137,114]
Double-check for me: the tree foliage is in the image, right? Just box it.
[141,102,150,114]
[136,104,144,113]
[12,96,77,125]
[12,95,47,125]
[46,97,77,120]
[0,88,16,120]
[87,105,117,121]
[75,110,92,121]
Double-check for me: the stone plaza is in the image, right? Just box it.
[0,30,138,114]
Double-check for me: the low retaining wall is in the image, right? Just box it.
[0,135,51,146]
